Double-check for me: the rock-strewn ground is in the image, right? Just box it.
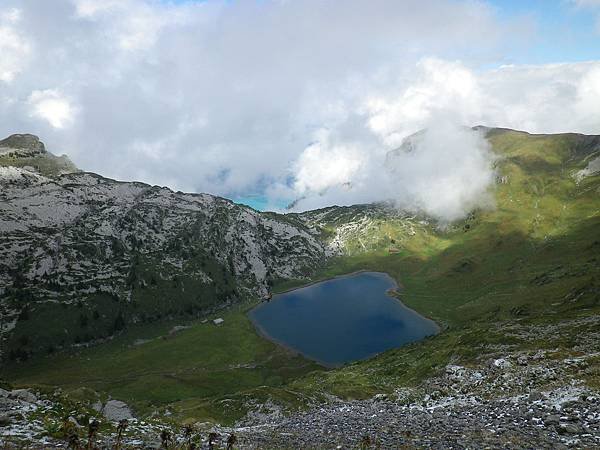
[231,350,600,449]
[233,385,600,449]
[2,343,599,449]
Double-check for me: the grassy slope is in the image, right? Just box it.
[2,130,599,423]
[290,130,600,397]
[2,302,321,424]
[5,251,239,358]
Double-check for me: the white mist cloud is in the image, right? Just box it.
[293,129,365,195]
[365,58,483,147]
[73,0,192,52]
[0,0,598,221]
[0,8,31,83]
[385,123,496,222]
[288,120,496,222]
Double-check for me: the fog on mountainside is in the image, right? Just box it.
[289,122,497,223]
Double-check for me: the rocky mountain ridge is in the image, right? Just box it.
[0,135,336,360]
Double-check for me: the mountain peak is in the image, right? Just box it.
[0,133,79,177]
[0,134,46,155]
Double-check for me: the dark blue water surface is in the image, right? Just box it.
[249,272,439,367]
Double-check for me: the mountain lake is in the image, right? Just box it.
[249,271,439,367]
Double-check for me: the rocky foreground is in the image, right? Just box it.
[2,342,600,449]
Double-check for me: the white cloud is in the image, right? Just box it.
[0,8,31,83]
[576,65,600,123]
[363,59,600,140]
[293,129,365,194]
[385,123,496,221]
[0,0,598,221]
[28,89,76,129]
[73,0,123,17]
[72,0,195,51]
[365,58,483,147]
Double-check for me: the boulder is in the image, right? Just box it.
[102,400,134,422]
[491,358,512,370]
[67,416,80,427]
[92,401,103,412]
[168,325,189,335]
[9,389,37,403]
[0,414,11,427]
[544,415,560,426]
[558,423,583,434]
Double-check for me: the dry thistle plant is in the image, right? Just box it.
[87,419,100,450]
[115,418,128,449]
[61,416,80,450]
[208,432,219,450]
[183,424,194,449]
[160,429,172,449]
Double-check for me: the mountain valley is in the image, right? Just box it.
[1,128,599,448]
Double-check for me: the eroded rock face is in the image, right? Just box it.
[575,155,600,182]
[0,165,330,358]
[102,400,134,422]
[0,134,46,155]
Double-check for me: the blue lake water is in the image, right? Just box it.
[249,272,439,367]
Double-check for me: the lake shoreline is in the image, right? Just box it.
[273,269,372,296]
[248,314,341,369]
[249,271,440,366]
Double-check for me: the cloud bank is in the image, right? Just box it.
[0,0,599,221]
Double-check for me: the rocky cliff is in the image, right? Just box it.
[0,135,330,360]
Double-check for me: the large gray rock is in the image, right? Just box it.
[558,423,583,434]
[92,400,103,412]
[0,414,12,427]
[544,414,560,426]
[491,358,512,370]
[102,400,134,421]
[9,389,37,403]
